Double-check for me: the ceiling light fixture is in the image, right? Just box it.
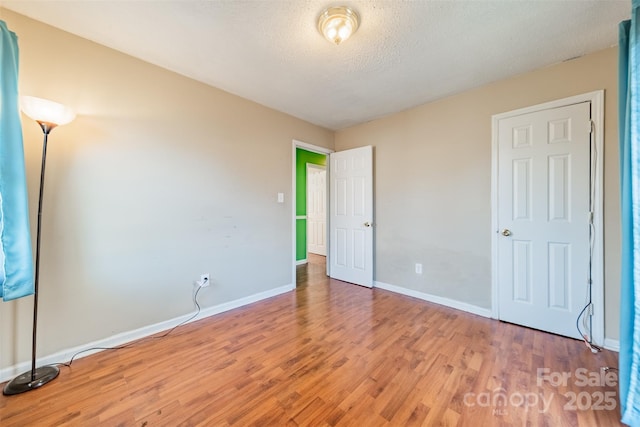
[317,6,359,45]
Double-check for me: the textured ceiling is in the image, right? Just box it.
[2,0,631,130]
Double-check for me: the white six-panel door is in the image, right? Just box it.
[329,146,373,287]
[496,102,591,339]
[307,164,327,256]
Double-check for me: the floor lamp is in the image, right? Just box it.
[3,96,75,395]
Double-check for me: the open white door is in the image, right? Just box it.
[329,146,373,287]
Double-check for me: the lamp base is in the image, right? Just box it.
[3,365,59,395]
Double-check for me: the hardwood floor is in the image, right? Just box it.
[1,254,621,426]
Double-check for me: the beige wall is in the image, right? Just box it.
[0,10,333,371]
[336,48,621,341]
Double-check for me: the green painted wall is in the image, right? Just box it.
[296,220,307,261]
[296,148,327,261]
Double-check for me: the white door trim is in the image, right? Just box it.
[291,140,333,286]
[490,90,604,345]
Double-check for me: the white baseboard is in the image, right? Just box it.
[296,259,307,265]
[0,283,294,383]
[603,338,620,352]
[373,281,492,318]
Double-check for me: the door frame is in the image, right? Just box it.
[292,140,333,286]
[490,90,604,345]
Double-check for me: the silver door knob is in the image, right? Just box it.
[501,229,512,236]
[364,222,371,227]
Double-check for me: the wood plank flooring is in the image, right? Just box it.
[1,255,621,426]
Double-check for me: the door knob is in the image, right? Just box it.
[501,229,512,236]
[364,222,371,227]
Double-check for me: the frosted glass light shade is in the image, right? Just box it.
[318,6,359,45]
[20,96,75,126]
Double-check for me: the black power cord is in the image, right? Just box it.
[54,284,204,368]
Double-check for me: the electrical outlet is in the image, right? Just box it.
[415,263,423,275]
[200,273,210,287]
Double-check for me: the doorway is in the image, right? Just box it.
[294,147,328,265]
[292,141,332,286]
[292,141,375,289]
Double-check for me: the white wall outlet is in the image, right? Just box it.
[277,192,284,203]
[415,263,423,275]
[199,273,210,287]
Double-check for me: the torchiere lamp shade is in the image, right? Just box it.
[21,96,75,127]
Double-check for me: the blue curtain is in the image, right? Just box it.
[0,20,33,301]
[620,1,640,425]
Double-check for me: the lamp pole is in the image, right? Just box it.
[31,122,58,381]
